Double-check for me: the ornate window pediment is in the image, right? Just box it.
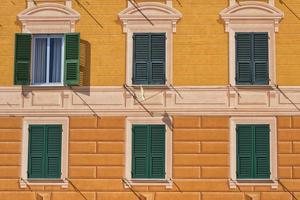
[220,1,283,32]
[18,1,80,33]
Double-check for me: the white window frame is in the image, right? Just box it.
[125,117,173,188]
[19,117,69,188]
[118,1,182,87]
[229,117,277,189]
[32,35,65,86]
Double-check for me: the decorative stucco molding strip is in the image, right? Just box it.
[18,1,80,33]
[0,86,300,116]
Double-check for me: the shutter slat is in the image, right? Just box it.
[132,125,148,178]
[64,33,80,86]
[14,34,31,85]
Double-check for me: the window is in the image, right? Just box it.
[14,33,80,86]
[125,117,172,188]
[28,125,62,179]
[229,117,277,189]
[236,33,269,85]
[132,124,165,179]
[32,35,64,85]
[133,33,166,85]
[236,124,270,179]
[20,117,69,188]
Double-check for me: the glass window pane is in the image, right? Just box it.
[49,38,62,83]
[33,38,47,84]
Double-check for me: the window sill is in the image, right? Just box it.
[19,178,68,189]
[231,85,276,90]
[229,179,278,189]
[122,178,172,189]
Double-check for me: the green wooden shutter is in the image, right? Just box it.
[132,125,148,178]
[150,34,166,85]
[236,125,253,179]
[254,125,270,178]
[45,125,62,178]
[253,33,269,85]
[133,34,150,85]
[149,125,165,178]
[236,33,252,85]
[64,33,80,86]
[14,33,31,85]
[28,125,46,178]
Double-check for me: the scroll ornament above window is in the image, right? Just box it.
[17,0,80,33]
[220,1,284,32]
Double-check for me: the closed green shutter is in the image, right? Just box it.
[132,125,148,178]
[236,33,252,85]
[64,33,80,86]
[253,33,269,85]
[132,124,165,179]
[254,125,270,178]
[150,34,165,85]
[46,125,62,178]
[28,125,45,178]
[149,125,165,178]
[133,34,150,85]
[236,124,270,179]
[236,33,269,85]
[14,33,31,85]
[28,125,62,179]
[133,33,166,85]
[236,125,253,179]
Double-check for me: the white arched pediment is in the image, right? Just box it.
[220,1,283,32]
[18,3,80,33]
[118,2,182,32]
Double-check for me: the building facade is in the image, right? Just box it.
[0,0,300,199]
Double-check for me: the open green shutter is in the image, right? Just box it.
[253,33,269,85]
[64,33,80,86]
[236,33,252,85]
[236,125,253,179]
[150,34,166,85]
[28,125,46,178]
[254,125,270,178]
[133,34,150,85]
[132,125,148,178]
[14,33,31,85]
[45,125,62,178]
[149,125,165,178]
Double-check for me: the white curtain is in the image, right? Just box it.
[49,38,62,83]
[33,38,47,84]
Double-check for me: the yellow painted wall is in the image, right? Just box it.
[1,0,300,86]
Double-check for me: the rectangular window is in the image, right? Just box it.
[132,124,165,179]
[236,124,270,179]
[32,35,64,85]
[14,33,80,86]
[133,33,166,85]
[236,33,269,85]
[28,125,62,179]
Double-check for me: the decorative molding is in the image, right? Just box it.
[220,1,283,32]
[1,86,300,116]
[18,2,80,33]
[20,117,69,188]
[219,1,284,87]
[118,2,181,86]
[229,117,278,189]
[124,117,173,188]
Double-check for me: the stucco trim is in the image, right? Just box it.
[229,117,278,189]
[124,116,173,188]
[19,117,69,188]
